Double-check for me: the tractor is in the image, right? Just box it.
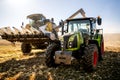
[45,9,104,71]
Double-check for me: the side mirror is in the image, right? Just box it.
[97,16,102,25]
[59,20,64,35]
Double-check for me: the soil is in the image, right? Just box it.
[0,34,120,80]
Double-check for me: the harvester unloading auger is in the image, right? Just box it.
[0,14,58,54]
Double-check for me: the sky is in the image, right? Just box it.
[0,0,120,33]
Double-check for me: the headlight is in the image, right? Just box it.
[68,41,72,48]
[68,35,75,48]
[61,41,64,48]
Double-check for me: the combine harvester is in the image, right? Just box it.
[0,14,56,54]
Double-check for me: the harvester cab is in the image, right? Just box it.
[27,14,46,29]
[45,8,104,72]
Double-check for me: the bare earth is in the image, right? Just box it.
[0,33,120,80]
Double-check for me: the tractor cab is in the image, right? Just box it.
[63,17,102,40]
[59,17,102,50]
[67,18,91,34]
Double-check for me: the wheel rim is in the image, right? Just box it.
[93,51,98,67]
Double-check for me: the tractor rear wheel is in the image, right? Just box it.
[45,43,59,67]
[21,42,31,55]
[83,44,98,72]
[99,40,104,61]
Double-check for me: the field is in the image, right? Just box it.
[0,33,120,80]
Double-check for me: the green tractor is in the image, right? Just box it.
[45,14,104,71]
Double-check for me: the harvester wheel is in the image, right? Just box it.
[83,44,98,72]
[21,42,31,54]
[45,43,59,67]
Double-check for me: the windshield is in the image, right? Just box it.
[68,20,90,33]
[28,18,45,29]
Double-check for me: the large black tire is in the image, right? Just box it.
[82,44,98,71]
[101,40,104,55]
[99,36,104,61]
[98,41,104,61]
[21,42,31,55]
[45,43,60,67]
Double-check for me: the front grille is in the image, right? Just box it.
[63,35,71,49]
[63,35,77,49]
[71,36,77,48]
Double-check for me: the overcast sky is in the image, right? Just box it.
[0,0,120,33]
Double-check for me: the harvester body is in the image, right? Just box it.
[0,14,56,54]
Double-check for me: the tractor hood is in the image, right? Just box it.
[59,32,83,51]
[59,32,75,44]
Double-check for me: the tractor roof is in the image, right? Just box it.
[67,17,96,22]
[27,14,46,20]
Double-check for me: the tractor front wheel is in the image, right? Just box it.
[45,43,59,67]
